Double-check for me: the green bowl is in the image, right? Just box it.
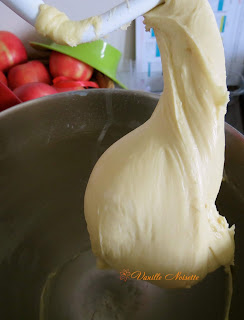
[30,40,127,89]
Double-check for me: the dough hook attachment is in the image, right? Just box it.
[1,0,164,43]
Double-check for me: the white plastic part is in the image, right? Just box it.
[1,0,44,26]
[82,0,165,43]
[0,0,164,43]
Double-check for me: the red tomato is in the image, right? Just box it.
[49,51,93,81]
[53,78,99,93]
[13,83,57,102]
[0,70,7,86]
[0,31,27,71]
[54,86,84,93]
[53,80,84,93]
[53,77,99,88]
[0,81,22,111]
[8,60,51,90]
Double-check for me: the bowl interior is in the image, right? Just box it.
[0,90,243,319]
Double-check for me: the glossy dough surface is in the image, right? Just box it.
[84,0,235,288]
[35,4,101,46]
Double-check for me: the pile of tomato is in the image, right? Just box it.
[0,31,100,111]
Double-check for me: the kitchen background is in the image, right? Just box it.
[0,0,243,132]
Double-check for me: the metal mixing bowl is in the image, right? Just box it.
[0,89,243,319]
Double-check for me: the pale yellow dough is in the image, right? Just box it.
[35,4,101,46]
[84,0,235,288]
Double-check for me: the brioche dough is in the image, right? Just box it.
[84,0,235,288]
[35,4,101,46]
